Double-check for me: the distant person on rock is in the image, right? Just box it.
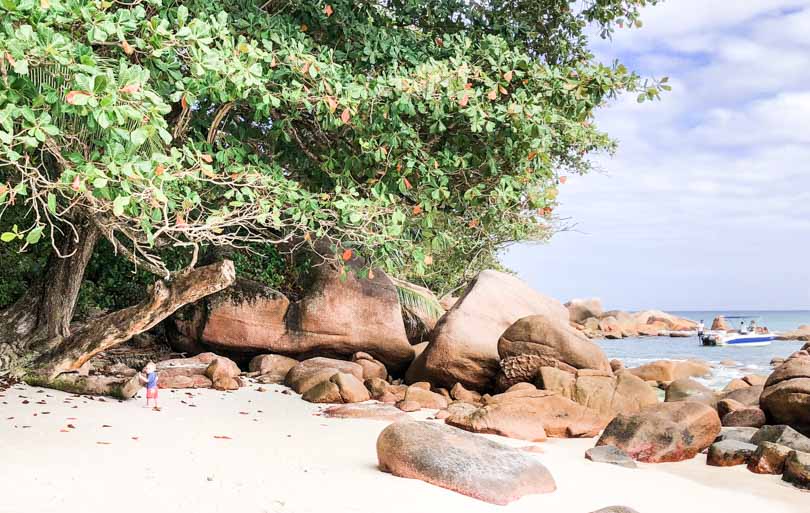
[138,361,160,411]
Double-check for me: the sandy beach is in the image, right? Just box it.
[1,382,804,513]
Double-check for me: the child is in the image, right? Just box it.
[139,361,160,410]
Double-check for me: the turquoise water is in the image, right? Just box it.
[595,310,809,389]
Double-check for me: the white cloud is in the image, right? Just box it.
[506,1,810,310]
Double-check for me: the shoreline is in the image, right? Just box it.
[1,382,804,513]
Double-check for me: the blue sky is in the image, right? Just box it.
[503,0,810,311]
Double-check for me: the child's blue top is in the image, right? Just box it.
[147,371,158,389]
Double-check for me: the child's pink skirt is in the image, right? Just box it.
[146,387,158,399]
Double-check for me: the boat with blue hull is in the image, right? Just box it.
[700,315,774,347]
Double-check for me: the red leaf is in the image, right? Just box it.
[213,435,232,440]
[340,108,351,124]
[181,95,189,110]
[341,249,352,261]
[65,90,90,105]
[200,154,213,163]
[70,175,82,191]
[4,53,15,66]
[403,177,412,190]
[412,205,422,215]
[503,70,513,83]
[458,94,469,107]
[155,165,165,176]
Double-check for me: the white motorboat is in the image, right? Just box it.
[700,315,774,347]
[701,331,774,347]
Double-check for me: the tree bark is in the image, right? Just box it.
[32,260,236,379]
[37,222,101,339]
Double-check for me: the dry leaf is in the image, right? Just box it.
[200,154,213,163]
[458,94,469,107]
[341,249,352,261]
[119,84,140,95]
[121,40,134,56]
[340,108,351,124]
[412,205,422,215]
[403,177,412,190]
[503,70,513,82]
[65,90,90,105]
[487,90,497,101]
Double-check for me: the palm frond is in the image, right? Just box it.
[392,278,444,323]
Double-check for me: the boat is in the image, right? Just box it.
[700,315,774,347]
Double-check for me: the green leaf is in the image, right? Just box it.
[25,226,43,244]
[47,192,57,214]
[1,232,17,242]
[93,178,108,189]
[130,129,148,146]
[113,195,130,216]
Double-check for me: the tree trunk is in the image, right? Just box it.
[0,215,237,396]
[37,222,101,339]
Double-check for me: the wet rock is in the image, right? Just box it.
[376,421,556,505]
[585,445,637,469]
[782,450,810,490]
[664,378,714,403]
[750,425,810,452]
[627,360,711,383]
[596,402,721,463]
[747,442,792,474]
[706,439,757,467]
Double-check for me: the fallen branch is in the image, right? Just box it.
[33,260,236,379]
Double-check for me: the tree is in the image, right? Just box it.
[0,0,664,384]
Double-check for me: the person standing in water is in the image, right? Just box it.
[697,319,705,344]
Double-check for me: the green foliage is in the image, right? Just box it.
[0,0,664,295]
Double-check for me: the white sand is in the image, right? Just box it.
[0,382,805,513]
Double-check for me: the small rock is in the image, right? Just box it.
[588,508,640,513]
[396,400,421,412]
[707,440,757,467]
[747,442,792,474]
[585,445,637,469]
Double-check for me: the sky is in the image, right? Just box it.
[503,0,810,312]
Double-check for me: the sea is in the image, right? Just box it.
[595,310,810,390]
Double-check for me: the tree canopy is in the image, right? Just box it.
[0,0,664,293]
